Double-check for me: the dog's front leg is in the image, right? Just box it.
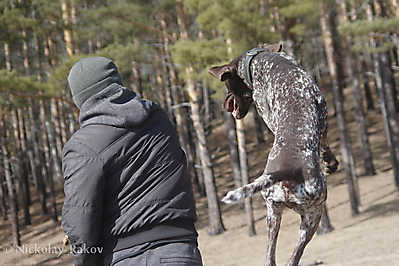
[264,201,283,266]
[286,206,322,266]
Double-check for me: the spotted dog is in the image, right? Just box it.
[209,43,338,266]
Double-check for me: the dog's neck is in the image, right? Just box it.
[237,49,301,89]
[236,48,265,87]
[237,58,247,85]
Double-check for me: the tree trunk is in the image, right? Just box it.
[223,112,241,190]
[15,152,31,226]
[47,157,59,223]
[45,28,77,137]
[62,0,75,57]
[39,100,58,223]
[157,46,174,118]
[43,101,62,183]
[33,33,44,81]
[374,1,399,112]
[25,111,38,191]
[17,109,32,206]
[267,0,281,34]
[1,118,21,247]
[28,101,48,215]
[70,0,80,54]
[21,29,30,75]
[176,0,189,40]
[317,203,334,235]
[57,101,68,146]
[227,36,256,226]
[154,50,168,112]
[161,11,204,197]
[176,0,224,233]
[131,60,144,97]
[358,55,375,110]
[392,0,399,17]
[337,0,376,176]
[39,99,52,176]
[186,66,225,235]
[202,80,212,134]
[194,141,206,197]
[45,36,57,69]
[320,4,360,216]
[12,109,31,226]
[236,119,256,236]
[4,42,12,71]
[51,99,64,160]
[0,174,7,220]
[367,2,399,187]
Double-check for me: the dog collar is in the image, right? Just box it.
[244,48,266,88]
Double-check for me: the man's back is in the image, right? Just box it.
[62,57,200,266]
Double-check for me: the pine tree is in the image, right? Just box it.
[321,1,360,216]
[336,0,376,176]
[1,116,21,247]
[171,3,227,234]
[184,0,277,235]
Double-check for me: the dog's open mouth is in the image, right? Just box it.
[224,93,238,117]
[223,92,251,119]
[224,93,235,112]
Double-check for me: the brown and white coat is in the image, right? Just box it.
[209,43,338,266]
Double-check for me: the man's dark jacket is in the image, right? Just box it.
[61,83,197,266]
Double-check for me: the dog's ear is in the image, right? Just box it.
[208,65,235,81]
[258,42,283,53]
[267,43,283,53]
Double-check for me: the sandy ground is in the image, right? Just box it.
[0,95,398,265]
[198,169,399,266]
[0,167,397,266]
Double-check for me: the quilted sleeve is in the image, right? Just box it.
[61,142,105,266]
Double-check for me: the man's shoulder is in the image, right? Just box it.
[62,129,98,159]
[63,123,129,158]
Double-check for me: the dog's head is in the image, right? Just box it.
[208,43,282,119]
[208,57,252,119]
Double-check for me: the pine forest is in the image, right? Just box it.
[0,0,398,265]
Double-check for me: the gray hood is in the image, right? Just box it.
[79,83,158,128]
[68,57,123,108]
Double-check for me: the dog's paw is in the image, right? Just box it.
[222,189,243,204]
[63,235,69,246]
[323,157,339,174]
[322,151,339,175]
[327,158,339,174]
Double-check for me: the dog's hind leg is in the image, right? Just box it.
[287,206,322,266]
[264,201,283,266]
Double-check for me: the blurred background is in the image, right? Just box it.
[0,0,398,265]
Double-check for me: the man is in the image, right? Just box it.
[62,56,203,266]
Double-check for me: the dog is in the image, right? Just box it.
[209,43,338,266]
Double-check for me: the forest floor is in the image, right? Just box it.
[0,88,398,266]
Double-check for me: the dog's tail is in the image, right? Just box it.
[222,168,302,204]
[222,176,269,204]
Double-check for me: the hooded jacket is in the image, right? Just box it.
[61,83,197,266]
